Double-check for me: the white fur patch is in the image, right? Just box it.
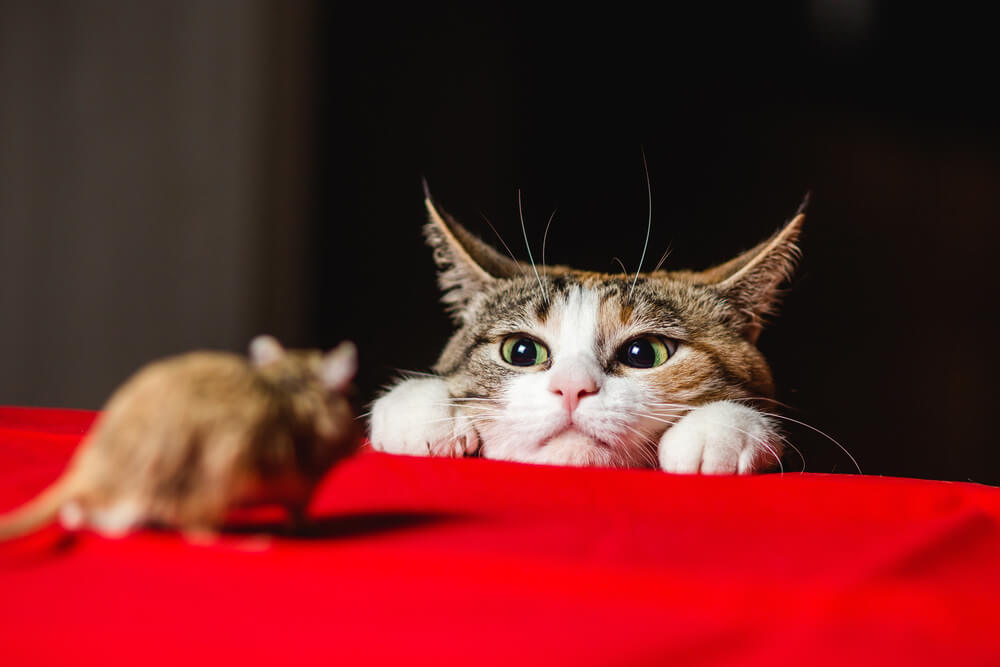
[553,286,600,360]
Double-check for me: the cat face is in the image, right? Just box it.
[424,196,802,468]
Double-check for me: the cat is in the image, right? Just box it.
[369,191,803,474]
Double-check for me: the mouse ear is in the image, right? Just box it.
[321,341,358,392]
[249,335,285,366]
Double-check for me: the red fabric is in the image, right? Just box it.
[1,406,999,666]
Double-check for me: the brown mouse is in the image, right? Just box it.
[0,335,361,540]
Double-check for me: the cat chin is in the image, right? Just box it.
[482,428,617,467]
[541,433,619,467]
[543,428,606,452]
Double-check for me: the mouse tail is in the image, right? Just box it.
[0,473,79,541]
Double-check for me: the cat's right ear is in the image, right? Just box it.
[698,212,804,343]
[422,187,523,322]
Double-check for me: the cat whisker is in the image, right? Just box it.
[620,423,661,469]
[756,411,861,474]
[611,257,629,276]
[418,414,502,427]
[480,212,528,279]
[541,208,556,302]
[624,411,681,427]
[621,421,656,440]
[639,404,691,417]
[428,408,503,417]
[618,418,660,445]
[390,368,441,379]
[643,400,698,410]
[430,398,503,406]
[774,431,807,473]
[733,423,784,473]
[427,409,505,418]
[629,147,653,300]
[728,396,799,411]
[652,244,673,273]
[517,189,548,304]
[421,417,505,428]
[428,401,505,413]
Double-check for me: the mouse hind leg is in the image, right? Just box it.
[58,499,86,530]
[86,498,147,538]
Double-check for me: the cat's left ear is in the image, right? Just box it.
[699,212,804,343]
[422,185,524,322]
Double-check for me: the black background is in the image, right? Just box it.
[312,3,1000,483]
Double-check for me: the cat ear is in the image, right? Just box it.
[422,185,524,320]
[321,341,358,393]
[249,335,285,366]
[698,212,804,343]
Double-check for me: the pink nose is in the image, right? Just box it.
[548,366,599,414]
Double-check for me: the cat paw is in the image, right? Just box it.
[369,377,479,457]
[658,401,782,475]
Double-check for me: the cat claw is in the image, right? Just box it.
[433,427,479,458]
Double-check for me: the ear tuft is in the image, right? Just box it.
[422,189,523,322]
[249,335,285,366]
[796,191,811,216]
[699,213,804,343]
[321,341,358,392]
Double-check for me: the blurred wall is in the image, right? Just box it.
[0,1,316,408]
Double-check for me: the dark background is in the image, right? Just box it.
[2,2,998,483]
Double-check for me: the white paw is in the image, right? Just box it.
[658,401,782,475]
[369,377,479,458]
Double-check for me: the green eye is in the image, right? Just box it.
[501,336,550,367]
[618,336,676,369]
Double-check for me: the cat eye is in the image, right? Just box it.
[500,336,550,367]
[618,335,677,369]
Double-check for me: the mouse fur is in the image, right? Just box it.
[0,336,360,540]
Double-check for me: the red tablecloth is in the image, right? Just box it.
[1,406,999,666]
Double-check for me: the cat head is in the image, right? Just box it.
[423,192,802,468]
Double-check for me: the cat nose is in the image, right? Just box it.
[548,365,600,414]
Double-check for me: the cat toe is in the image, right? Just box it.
[699,441,742,474]
[658,436,705,474]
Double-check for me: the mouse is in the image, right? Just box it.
[0,335,361,540]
